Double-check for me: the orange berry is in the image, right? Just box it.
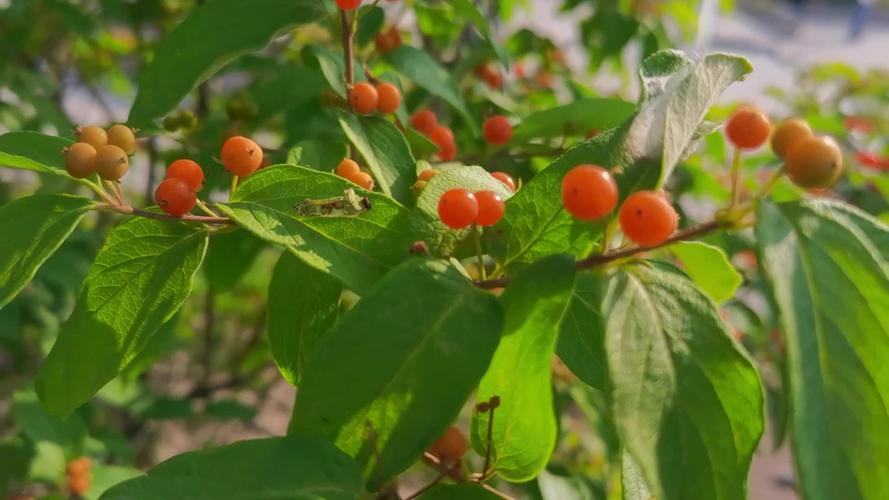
[619,191,679,247]
[491,171,515,192]
[353,171,375,191]
[412,180,427,197]
[535,71,552,88]
[95,145,129,181]
[438,189,478,229]
[155,178,197,216]
[67,457,91,476]
[64,142,97,179]
[335,0,361,10]
[427,426,468,464]
[483,115,513,145]
[337,158,361,179]
[67,474,90,496]
[771,118,813,158]
[376,83,402,114]
[349,82,379,114]
[785,135,844,189]
[375,28,402,54]
[106,124,137,155]
[74,125,107,149]
[474,190,505,226]
[418,168,440,182]
[166,159,204,191]
[725,105,772,150]
[438,141,457,161]
[221,136,263,177]
[410,110,438,135]
[561,165,618,221]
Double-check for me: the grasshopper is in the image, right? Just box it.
[294,188,372,217]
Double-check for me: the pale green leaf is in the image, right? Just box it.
[670,241,742,304]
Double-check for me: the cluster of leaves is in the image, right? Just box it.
[0,1,887,500]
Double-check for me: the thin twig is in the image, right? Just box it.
[404,471,447,500]
[340,9,355,89]
[481,483,517,500]
[124,206,232,225]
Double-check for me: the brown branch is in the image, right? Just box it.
[474,219,729,290]
[340,10,355,89]
[129,207,233,225]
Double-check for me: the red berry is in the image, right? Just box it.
[474,190,505,226]
[221,136,263,177]
[337,158,361,179]
[490,171,515,192]
[155,178,197,216]
[561,165,618,221]
[619,191,678,247]
[67,457,91,476]
[725,105,772,150]
[376,83,402,114]
[166,159,204,191]
[483,115,513,145]
[438,141,457,161]
[429,125,457,161]
[438,188,478,229]
[427,426,468,464]
[353,171,375,191]
[67,475,90,496]
[349,82,379,114]
[410,110,438,135]
[335,0,361,10]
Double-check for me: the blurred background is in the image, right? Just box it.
[1,0,886,499]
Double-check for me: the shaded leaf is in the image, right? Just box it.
[0,132,73,177]
[337,112,416,202]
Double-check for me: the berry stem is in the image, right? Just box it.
[474,225,487,281]
[756,166,786,199]
[81,179,118,206]
[229,175,239,197]
[729,147,743,208]
[340,9,355,91]
[195,198,221,218]
[404,471,447,500]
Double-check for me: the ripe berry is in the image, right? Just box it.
[335,0,361,10]
[418,168,440,182]
[438,188,478,229]
[337,158,361,179]
[67,457,91,476]
[619,191,678,247]
[67,475,90,496]
[725,105,771,150]
[353,171,375,191]
[561,165,618,221]
[64,142,97,179]
[483,115,513,145]
[430,125,456,160]
[155,178,197,216]
[375,28,403,54]
[106,124,137,155]
[376,83,402,114]
[95,145,129,181]
[410,110,438,135]
[221,136,263,177]
[74,125,107,149]
[474,190,505,226]
[438,141,457,161]
[770,118,812,159]
[491,171,515,192]
[475,64,502,89]
[785,135,844,189]
[166,159,204,191]
[427,426,468,464]
[349,82,379,114]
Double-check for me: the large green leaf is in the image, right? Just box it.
[756,199,889,500]
[128,0,327,127]
[305,45,367,99]
[670,241,742,304]
[472,255,575,482]
[337,112,416,203]
[216,165,419,294]
[11,390,86,455]
[290,259,503,491]
[450,0,509,69]
[267,252,342,386]
[100,436,363,500]
[556,273,607,389]
[0,195,94,308]
[0,132,73,177]
[603,262,764,500]
[36,218,209,417]
[385,46,477,134]
[510,98,635,142]
[250,66,327,120]
[202,229,265,292]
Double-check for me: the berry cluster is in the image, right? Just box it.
[66,457,91,497]
[561,164,679,247]
[411,110,457,161]
[437,187,505,229]
[348,82,402,115]
[336,158,375,190]
[482,115,513,146]
[63,124,137,180]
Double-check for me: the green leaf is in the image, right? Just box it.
[337,112,416,202]
[604,262,764,500]
[216,165,419,294]
[305,45,366,99]
[755,199,889,500]
[267,252,342,386]
[202,229,265,292]
[290,259,503,491]
[621,452,653,500]
[0,195,94,308]
[84,465,143,500]
[356,6,385,47]
[556,273,607,389]
[450,0,509,69]
[290,139,348,172]
[385,46,478,134]
[128,0,327,127]
[670,241,742,304]
[510,98,635,142]
[472,255,576,482]
[99,436,363,500]
[250,66,327,120]
[36,218,209,417]
[424,484,501,499]
[11,390,86,454]
[0,132,73,177]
